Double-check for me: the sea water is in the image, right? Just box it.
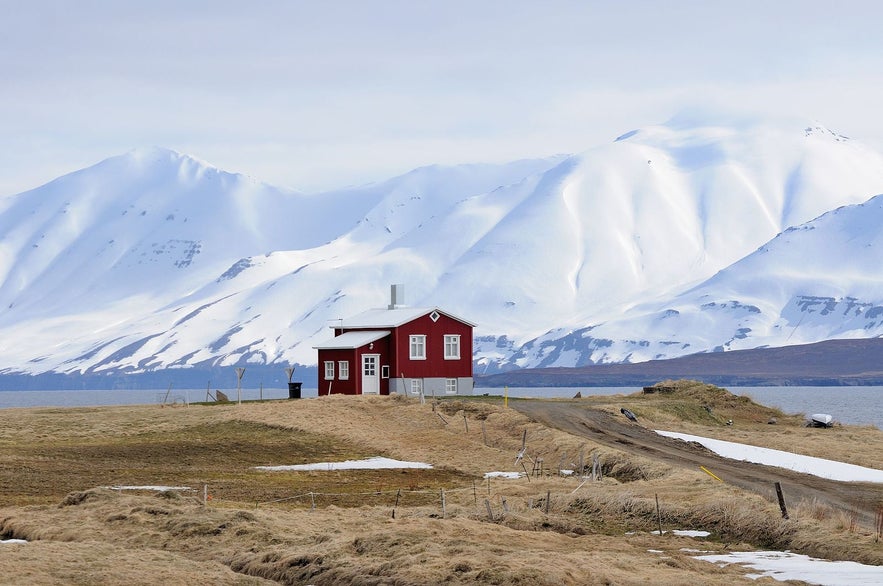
[0,385,880,428]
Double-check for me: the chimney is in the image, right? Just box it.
[388,284,404,309]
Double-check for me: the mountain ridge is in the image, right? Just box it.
[2,116,883,380]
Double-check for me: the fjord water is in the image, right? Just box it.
[0,386,881,429]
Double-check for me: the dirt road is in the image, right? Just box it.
[512,399,883,527]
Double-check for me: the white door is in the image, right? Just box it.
[361,354,380,394]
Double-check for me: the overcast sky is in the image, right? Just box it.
[3,1,883,195]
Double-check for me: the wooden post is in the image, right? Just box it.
[310,492,316,510]
[481,420,488,446]
[487,475,491,495]
[579,451,584,479]
[436,412,448,425]
[441,489,446,519]
[203,484,208,506]
[521,461,531,482]
[463,413,469,433]
[485,499,494,521]
[472,480,477,505]
[501,496,509,514]
[775,482,789,519]
[544,490,551,514]
[392,489,401,519]
[655,493,663,535]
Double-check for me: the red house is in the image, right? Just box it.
[313,286,475,396]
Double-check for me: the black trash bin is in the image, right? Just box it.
[288,382,302,399]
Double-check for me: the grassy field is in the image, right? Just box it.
[0,382,881,584]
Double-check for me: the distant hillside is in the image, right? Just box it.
[476,338,883,387]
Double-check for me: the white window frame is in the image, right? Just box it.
[338,360,349,380]
[409,334,426,360]
[324,361,335,380]
[445,378,458,395]
[381,365,390,379]
[444,334,461,360]
[410,379,423,395]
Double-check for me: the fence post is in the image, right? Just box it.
[394,489,400,518]
[655,493,663,535]
[485,499,494,521]
[774,482,789,519]
[441,489,446,519]
[544,490,551,514]
[481,420,488,446]
[463,413,469,433]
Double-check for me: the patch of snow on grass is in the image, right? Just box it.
[673,530,711,537]
[655,430,883,483]
[483,471,523,479]
[256,457,432,472]
[106,485,192,491]
[650,529,711,537]
[1,539,27,544]
[695,551,883,585]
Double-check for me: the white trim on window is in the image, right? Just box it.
[410,379,423,395]
[324,361,335,380]
[445,378,458,394]
[338,360,349,380]
[381,365,390,379]
[409,334,426,360]
[444,334,461,360]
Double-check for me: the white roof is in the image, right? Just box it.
[336,307,476,329]
[313,330,390,350]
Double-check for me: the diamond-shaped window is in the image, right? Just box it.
[430,310,440,322]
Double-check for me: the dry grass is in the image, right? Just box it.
[0,387,881,583]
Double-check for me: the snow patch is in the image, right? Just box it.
[483,471,524,479]
[655,430,883,483]
[695,551,883,585]
[106,485,192,491]
[256,457,433,471]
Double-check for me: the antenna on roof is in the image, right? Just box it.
[388,284,405,309]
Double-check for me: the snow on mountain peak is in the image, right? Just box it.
[3,117,883,376]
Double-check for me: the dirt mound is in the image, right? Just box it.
[638,379,787,425]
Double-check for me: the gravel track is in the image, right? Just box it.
[511,399,883,527]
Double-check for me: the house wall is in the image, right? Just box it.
[316,336,393,395]
[390,376,474,397]
[388,313,473,381]
[317,348,358,395]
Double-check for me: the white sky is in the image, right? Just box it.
[3,0,883,195]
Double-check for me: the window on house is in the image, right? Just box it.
[444,334,460,360]
[445,378,458,394]
[338,360,349,380]
[410,379,423,395]
[324,361,335,380]
[409,335,426,360]
[381,365,390,379]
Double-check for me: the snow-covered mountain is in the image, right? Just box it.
[2,115,883,377]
